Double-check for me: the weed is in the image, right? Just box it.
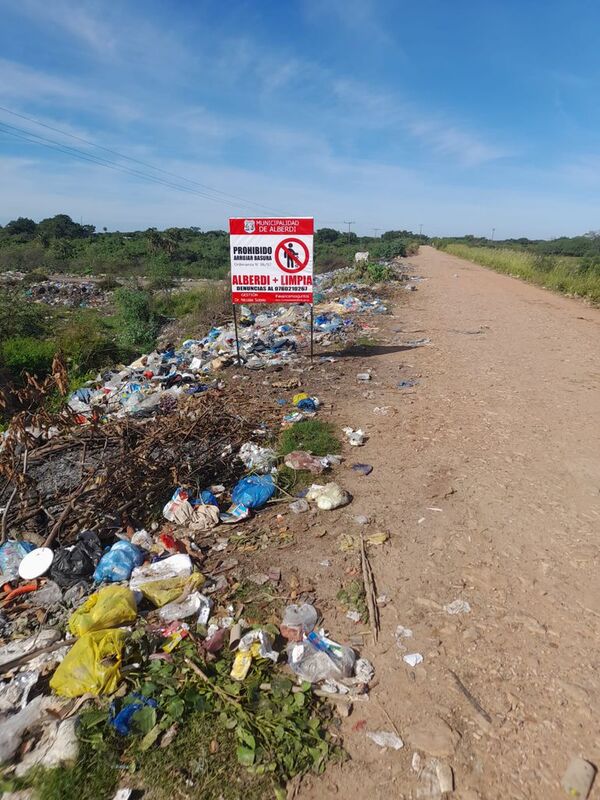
[337,579,368,623]
[279,420,341,457]
[443,244,600,302]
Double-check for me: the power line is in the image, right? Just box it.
[343,220,355,243]
[0,120,269,212]
[0,106,278,213]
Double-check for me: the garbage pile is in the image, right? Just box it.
[0,275,390,789]
[0,386,277,545]
[24,279,109,308]
[61,289,387,425]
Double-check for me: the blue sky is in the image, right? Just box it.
[0,0,598,237]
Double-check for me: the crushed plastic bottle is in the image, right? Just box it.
[280,603,318,641]
[287,632,355,683]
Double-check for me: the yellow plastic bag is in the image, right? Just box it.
[292,392,309,406]
[50,629,126,697]
[138,571,204,607]
[68,585,137,637]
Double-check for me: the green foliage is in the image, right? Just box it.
[17,637,338,800]
[279,420,341,457]
[337,580,368,623]
[114,287,160,350]
[57,310,123,372]
[0,290,49,339]
[37,213,94,240]
[0,336,56,376]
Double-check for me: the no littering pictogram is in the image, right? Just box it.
[274,238,310,274]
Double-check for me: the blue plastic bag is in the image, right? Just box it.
[0,540,35,582]
[296,398,317,412]
[94,541,145,583]
[199,489,219,507]
[109,694,158,736]
[231,474,276,510]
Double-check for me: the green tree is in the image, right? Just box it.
[37,214,94,240]
[4,216,37,236]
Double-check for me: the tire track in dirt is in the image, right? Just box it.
[300,246,600,799]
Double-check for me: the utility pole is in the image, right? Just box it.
[343,220,355,243]
[372,227,381,238]
[419,223,423,236]
[491,227,495,241]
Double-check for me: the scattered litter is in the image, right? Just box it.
[17,547,54,580]
[68,585,137,636]
[353,515,370,525]
[288,631,355,683]
[50,628,127,697]
[306,482,350,510]
[352,463,373,475]
[346,610,361,623]
[289,498,310,513]
[366,731,404,750]
[94,541,145,583]
[403,653,423,667]
[444,599,471,615]
[373,406,390,415]
[356,372,371,382]
[280,604,318,642]
[285,451,328,473]
[395,625,413,643]
[398,379,418,389]
[238,442,277,473]
[342,427,367,446]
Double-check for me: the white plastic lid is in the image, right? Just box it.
[18,547,54,580]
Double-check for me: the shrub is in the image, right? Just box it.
[114,288,159,351]
[0,336,56,377]
[279,420,341,456]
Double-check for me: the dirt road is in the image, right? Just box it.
[299,246,600,799]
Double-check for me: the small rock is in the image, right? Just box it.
[407,717,460,757]
[353,515,370,525]
[366,730,404,750]
[436,762,454,793]
[562,757,596,798]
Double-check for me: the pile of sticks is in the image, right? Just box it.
[0,381,272,546]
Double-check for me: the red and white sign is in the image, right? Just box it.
[229,217,314,304]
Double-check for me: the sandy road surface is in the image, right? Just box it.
[299,246,600,799]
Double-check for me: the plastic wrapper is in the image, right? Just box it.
[284,451,326,474]
[94,540,145,583]
[158,591,212,623]
[50,629,127,697]
[238,442,277,474]
[130,555,204,606]
[231,474,276,509]
[68,585,137,637]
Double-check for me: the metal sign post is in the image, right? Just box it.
[310,304,314,362]
[232,304,242,366]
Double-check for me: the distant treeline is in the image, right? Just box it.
[0,215,426,280]
[0,214,427,283]
[434,232,600,259]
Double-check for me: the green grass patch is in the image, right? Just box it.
[14,635,338,800]
[442,244,600,302]
[279,420,341,457]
